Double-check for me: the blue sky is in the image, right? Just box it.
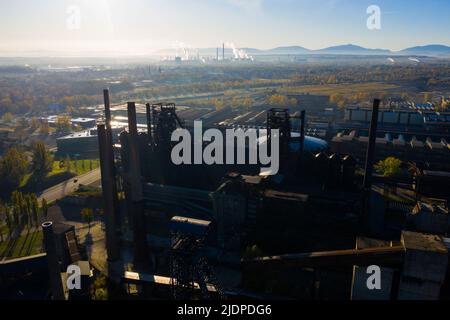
[0,0,449,55]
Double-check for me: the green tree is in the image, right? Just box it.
[24,194,32,229]
[81,208,94,231]
[31,141,53,178]
[64,155,72,173]
[41,198,48,219]
[375,157,402,177]
[10,191,21,226]
[30,193,39,227]
[4,205,13,238]
[0,147,28,196]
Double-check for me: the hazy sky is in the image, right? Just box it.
[0,0,449,56]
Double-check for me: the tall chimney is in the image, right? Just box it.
[216,47,219,61]
[98,124,119,261]
[102,89,120,261]
[222,43,225,61]
[42,221,65,300]
[127,102,148,268]
[103,89,112,128]
[363,99,381,190]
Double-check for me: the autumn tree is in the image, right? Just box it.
[40,120,50,135]
[1,112,13,122]
[213,98,226,111]
[56,115,72,133]
[41,198,48,219]
[31,141,53,178]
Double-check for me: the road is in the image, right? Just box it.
[37,168,101,203]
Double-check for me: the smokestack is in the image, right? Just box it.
[363,99,381,190]
[126,102,148,268]
[102,89,120,260]
[216,47,219,61]
[222,43,225,61]
[97,125,119,261]
[42,221,65,300]
[103,89,112,128]
[127,102,141,200]
[300,110,306,154]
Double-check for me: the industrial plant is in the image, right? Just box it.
[4,85,447,301]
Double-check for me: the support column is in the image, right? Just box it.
[363,99,380,190]
[361,99,381,233]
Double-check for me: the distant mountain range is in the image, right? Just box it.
[156,44,450,58]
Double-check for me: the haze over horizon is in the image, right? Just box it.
[1,0,450,57]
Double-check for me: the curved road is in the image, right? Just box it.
[37,168,101,204]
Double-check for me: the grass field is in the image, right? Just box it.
[278,82,400,96]
[0,230,43,260]
[73,184,102,197]
[20,159,100,192]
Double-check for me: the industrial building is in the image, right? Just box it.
[56,128,99,158]
[42,116,96,129]
[72,90,449,301]
[32,90,450,301]
[330,131,450,167]
[344,106,450,132]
